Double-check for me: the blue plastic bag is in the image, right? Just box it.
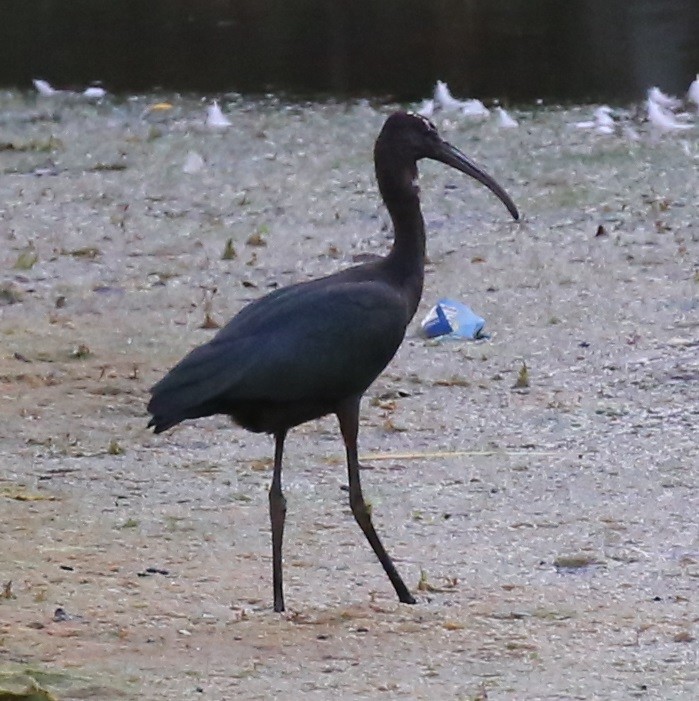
[420,298,487,340]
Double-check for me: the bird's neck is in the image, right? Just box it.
[377,162,426,319]
[385,195,426,270]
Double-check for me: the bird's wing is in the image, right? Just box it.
[148,279,410,415]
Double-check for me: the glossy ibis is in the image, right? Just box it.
[147,111,519,612]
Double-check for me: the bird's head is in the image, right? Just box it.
[375,111,519,220]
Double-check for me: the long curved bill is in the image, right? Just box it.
[434,140,519,221]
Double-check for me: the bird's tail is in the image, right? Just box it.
[147,340,249,433]
[147,413,188,434]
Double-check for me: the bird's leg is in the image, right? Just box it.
[269,430,287,612]
[336,397,416,605]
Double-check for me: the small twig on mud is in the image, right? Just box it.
[360,449,556,461]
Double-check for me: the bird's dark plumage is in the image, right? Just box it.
[148,276,408,434]
[148,111,519,611]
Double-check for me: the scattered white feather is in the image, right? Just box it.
[33,79,61,96]
[433,80,490,119]
[461,98,490,119]
[433,80,464,112]
[34,78,106,100]
[206,100,232,129]
[495,107,518,128]
[687,74,699,111]
[82,86,106,99]
[416,98,434,118]
[593,106,614,128]
[647,98,693,132]
[183,151,205,174]
[573,105,615,133]
[648,86,681,110]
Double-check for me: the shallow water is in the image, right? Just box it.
[0,91,697,699]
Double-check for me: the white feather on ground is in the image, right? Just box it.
[433,80,464,112]
[206,100,232,129]
[33,79,61,97]
[648,86,681,110]
[495,107,518,128]
[416,99,434,118]
[82,86,107,100]
[461,99,490,119]
[647,98,693,133]
[573,105,615,134]
[687,75,699,112]
[183,151,205,174]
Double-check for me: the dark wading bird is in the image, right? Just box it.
[148,112,519,612]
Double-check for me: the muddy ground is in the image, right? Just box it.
[0,92,697,700]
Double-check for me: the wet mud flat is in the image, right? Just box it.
[0,92,697,699]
